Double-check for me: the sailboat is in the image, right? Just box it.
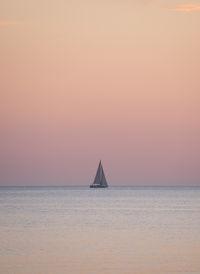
[90,161,108,188]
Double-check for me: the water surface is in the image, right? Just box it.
[0,186,200,273]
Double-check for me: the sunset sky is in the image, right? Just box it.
[1,0,200,185]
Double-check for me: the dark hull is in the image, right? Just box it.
[90,185,108,188]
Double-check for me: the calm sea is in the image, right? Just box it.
[0,186,200,274]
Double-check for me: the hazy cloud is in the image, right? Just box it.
[0,21,21,26]
[170,4,200,11]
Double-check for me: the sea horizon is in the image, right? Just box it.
[1,184,200,187]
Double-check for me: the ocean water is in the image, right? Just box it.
[0,186,200,274]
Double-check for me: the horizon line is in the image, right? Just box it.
[0,185,199,187]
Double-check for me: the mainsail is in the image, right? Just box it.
[91,161,108,187]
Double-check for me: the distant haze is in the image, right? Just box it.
[1,0,200,186]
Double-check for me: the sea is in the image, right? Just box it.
[0,186,200,274]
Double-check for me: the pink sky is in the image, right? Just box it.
[0,0,200,185]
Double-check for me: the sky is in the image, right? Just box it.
[0,0,200,186]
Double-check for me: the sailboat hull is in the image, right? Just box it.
[90,185,108,188]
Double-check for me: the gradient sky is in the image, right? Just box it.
[1,0,200,185]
